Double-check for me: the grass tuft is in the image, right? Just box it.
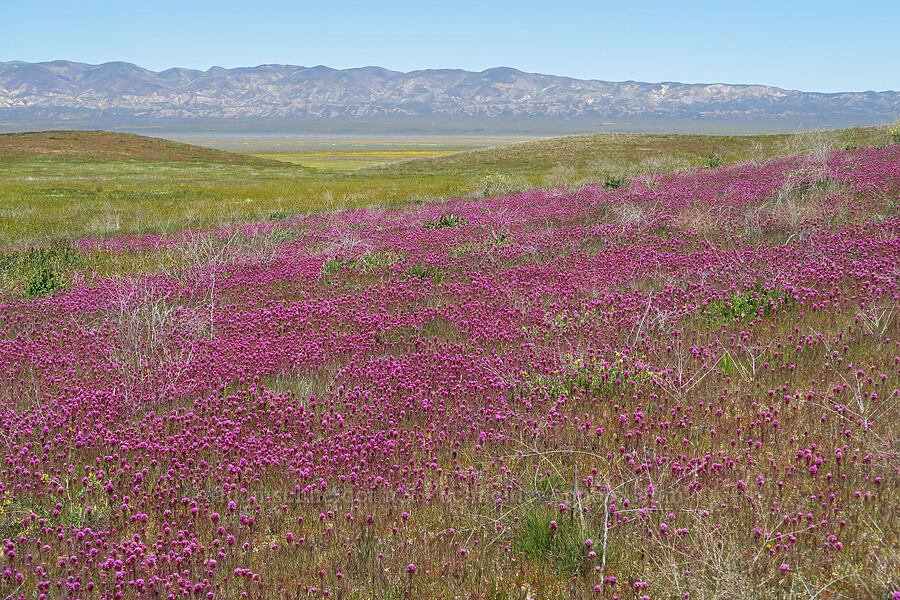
[424,214,468,229]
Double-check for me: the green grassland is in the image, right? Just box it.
[203,134,533,169]
[253,149,455,169]
[0,126,892,247]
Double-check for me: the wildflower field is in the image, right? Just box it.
[0,141,898,599]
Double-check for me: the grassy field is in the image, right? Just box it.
[379,128,886,176]
[253,148,455,169]
[196,134,534,169]
[0,126,892,248]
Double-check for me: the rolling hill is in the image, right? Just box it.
[0,130,287,165]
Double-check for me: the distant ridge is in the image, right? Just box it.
[1,60,898,133]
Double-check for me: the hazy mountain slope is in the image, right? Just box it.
[1,61,898,130]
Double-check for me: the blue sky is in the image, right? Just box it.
[3,0,897,92]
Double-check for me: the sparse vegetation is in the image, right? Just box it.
[477,172,532,198]
[321,250,401,275]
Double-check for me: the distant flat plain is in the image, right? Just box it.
[157,132,536,169]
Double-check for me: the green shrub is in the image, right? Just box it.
[25,267,67,298]
[706,286,790,323]
[603,174,628,190]
[891,120,900,144]
[535,471,567,496]
[518,352,646,401]
[321,257,344,275]
[424,214,467,229]
[0,243,80,298]
[706,152,724,168]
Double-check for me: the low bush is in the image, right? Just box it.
[424,214,467,229]
[406,263,445,282]
[705,152,724,168]
[0,242,80,298]
[603,174,628,189]
[706,286,790,323]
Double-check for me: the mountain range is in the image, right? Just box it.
[1,60,898,133]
